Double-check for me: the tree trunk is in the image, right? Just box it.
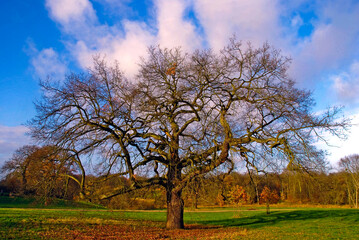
[166,165,184,229]
[255,184,260,205]
[194,192,198,209]
[21,171,27,195]
[166,188,184,229]
[266,201,270,214]
[346,178,353,207]
[21,166,28,195]
[356,187,358,209]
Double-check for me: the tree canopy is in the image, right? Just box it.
[28,39,348,229]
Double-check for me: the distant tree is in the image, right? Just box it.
[183,176,204,209]
[216,192,225,207]
[260,186,280,214]
[229,185,248,207]
[29,38,347,229]
[1,145,76,202]
[339,154,359,208]
[1,145,39,194]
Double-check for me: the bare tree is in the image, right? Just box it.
[339,154,359,208]
[28,39,348,229]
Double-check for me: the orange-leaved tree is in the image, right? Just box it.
[260,186,280,214]
[229,185,248,207]
[1,145,75,202]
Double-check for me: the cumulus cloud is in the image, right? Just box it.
[45,0,154,76]
[156,0,201,51]
[44,0,204,77]
[331,61,359,104]
[0,125,31,168]
[41,0,359,92]
[193,0,284,50]
[45,0,105,43]
[45,0,97,25]
[289,0,359,84]
[27,43,67,81]
[72,21,155,76]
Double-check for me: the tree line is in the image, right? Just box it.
[2,144,359,209]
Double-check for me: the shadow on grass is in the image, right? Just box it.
[197,209,359,229]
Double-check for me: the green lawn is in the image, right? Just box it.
[0,199,358,239]
[186,208,359,239]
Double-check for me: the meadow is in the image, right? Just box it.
[1,197,359,239]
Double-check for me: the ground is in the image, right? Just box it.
[1,197,358,239]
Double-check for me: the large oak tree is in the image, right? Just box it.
[29,39,347,229]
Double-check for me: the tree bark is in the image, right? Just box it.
[194,192,198,209]
[166,188,184,229]
[21,169,27,195]
[166,165,184,229]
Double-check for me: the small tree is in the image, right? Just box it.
[229,185,248,207]
[216,192,226,207]
[260,186,280,214]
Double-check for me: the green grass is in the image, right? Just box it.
[0,198,358,239]
[184,208,359,239]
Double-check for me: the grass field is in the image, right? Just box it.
[1,197,358,239]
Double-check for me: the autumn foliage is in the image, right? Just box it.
[229,185,248,206]
[1,145,77,202]
[260,186,280,204]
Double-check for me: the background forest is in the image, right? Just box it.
[1,145,358,209]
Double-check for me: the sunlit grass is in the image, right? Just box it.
[1,202,359,239]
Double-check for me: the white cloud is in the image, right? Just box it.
[0,125,31,168]
[45,0,103,44]
[193,0,284,50]
[289,0,359,85]
[331,61,359,104]
[45,0,97,25]
[156,0,201,51]
[45,0,155,77]
[46,0,286,73]
[72,21,155,77]
[41,0,359,99]
[322,110,359,169]
[29,47,67,80]
[45,0,202,77]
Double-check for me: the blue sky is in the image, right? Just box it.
[1,0,359,169]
